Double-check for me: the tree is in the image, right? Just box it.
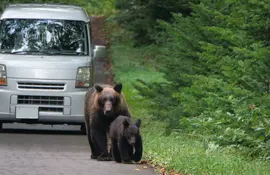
[114,0,198,46]
[135,0,270,158]
[0,0,116,15]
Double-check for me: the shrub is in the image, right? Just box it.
[133,0,270,158]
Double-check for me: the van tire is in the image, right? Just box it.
[80,124,86,135]
[0,123,2,130]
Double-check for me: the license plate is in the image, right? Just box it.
[16,106,39,119]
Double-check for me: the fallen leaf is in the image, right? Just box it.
[169,170,181,175]
[133,168,140,171]
[160,167,166,174]
[142,166,148,169]
[138,160,147,164]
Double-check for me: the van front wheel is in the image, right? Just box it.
[80,124,86,135]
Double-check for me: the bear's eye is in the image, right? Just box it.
[98,97,104,105]
[110,97,115,103]
[128,131,134,136]
[112,96,120,104]
[102,97,108,103]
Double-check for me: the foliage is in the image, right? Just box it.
[110,40,270,175]
[0,0,116,15]
[131,0,270,159]
[114,0,199,46]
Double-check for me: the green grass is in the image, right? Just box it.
[109,42,166,117]
[143,132,270,175]
[110,41,270,175]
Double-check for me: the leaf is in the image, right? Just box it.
[254,128,265,131]
[133,168,140,171]
[258,135,265,141]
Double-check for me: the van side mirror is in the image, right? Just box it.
[93,45,107,59]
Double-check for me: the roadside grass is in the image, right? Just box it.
[109,42,270,175]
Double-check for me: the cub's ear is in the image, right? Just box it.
[95,85,103,93]
[113,83,122,94]
[135,119,141,128]
[123,118,130,128]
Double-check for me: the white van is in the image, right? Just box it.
[0,3,106,131]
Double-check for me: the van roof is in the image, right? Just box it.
[0,3,90,22]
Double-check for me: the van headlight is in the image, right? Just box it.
[0,64,7,86]
[75,67,90,88]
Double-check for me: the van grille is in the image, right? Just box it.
[17,82,65,90]
[17,95,64,105]
[39,107,63,112]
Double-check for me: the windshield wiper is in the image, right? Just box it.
[9,50,45,54]
[0,49,86,55]
[42,50,86,56]
[10,50,65,55]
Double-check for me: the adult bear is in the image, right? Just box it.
[109,115,143,163]
[84,83,132,161]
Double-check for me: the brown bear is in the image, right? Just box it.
[109,115,143,163]
[84,83,132,161]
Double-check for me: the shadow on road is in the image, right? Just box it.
[0,123,85,135]
[0,128,84,135]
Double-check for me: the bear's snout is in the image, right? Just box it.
[129,136,136,145]
[104,101,112,115]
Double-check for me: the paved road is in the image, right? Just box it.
[0,124,158,175]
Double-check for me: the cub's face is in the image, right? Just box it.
[95,83,122,116]
[125,125,139,146]
[123,119,141,146]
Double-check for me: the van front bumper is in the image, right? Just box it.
[0,79,87,125]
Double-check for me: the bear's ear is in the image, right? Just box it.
[135,119,141,128]
[113,83,122,94]
[95,85,103,93]
[123,118,130,128]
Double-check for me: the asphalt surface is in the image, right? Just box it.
[0,123,158,175]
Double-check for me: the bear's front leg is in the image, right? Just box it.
[118,139,132,164]
[91,128,112,161]
[111,138,121,163]
[86,127,98,159]
[133,135,143,162]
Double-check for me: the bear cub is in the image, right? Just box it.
[109,115,143,163]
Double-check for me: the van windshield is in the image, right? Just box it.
[0,19,89,56]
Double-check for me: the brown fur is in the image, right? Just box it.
[85,84,131,125]
[109,115,143,163]
[84,83,132,160]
